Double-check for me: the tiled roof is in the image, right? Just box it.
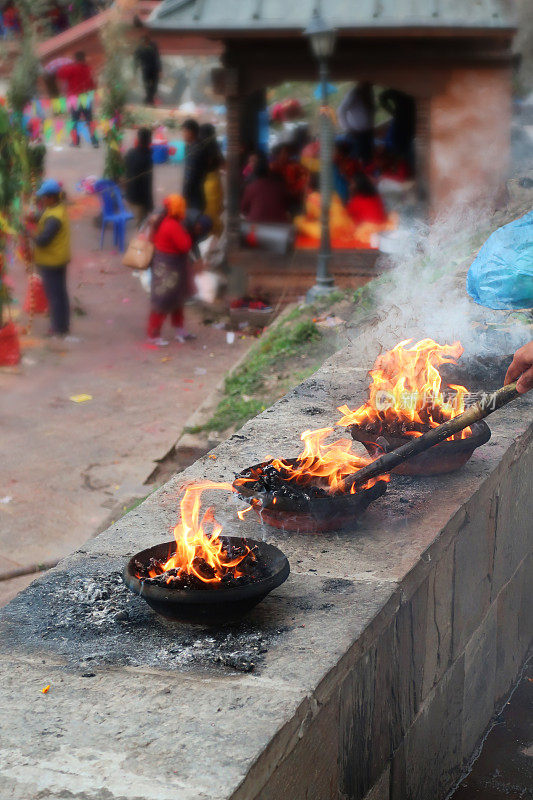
[149,0,516,33]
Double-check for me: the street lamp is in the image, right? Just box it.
[304,10,337,302]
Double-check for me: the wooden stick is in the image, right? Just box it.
[345,382,520,492]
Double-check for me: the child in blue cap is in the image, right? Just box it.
[33,179,72,337]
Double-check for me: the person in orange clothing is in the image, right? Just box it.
[295,172,396,248]
[147,195,193,346]
[346,173,387,225]
[294,174,359,244]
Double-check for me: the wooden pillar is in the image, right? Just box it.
[211,63,248,297]
[414,95,431,215]
[223,67,242,253]
[214,62,268,254]
[239,88,267,153]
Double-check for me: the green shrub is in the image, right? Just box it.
[190,319,321,434]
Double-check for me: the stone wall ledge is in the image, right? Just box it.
[1,330,532,800]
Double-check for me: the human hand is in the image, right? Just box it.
[504,341,533,394]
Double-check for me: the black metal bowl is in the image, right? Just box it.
[234,459,388,533]
[349,419,491,476]
[123,538,290,623]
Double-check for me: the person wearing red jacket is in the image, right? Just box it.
[2,2,20,36]
[346,173,387,225]
[57,51,98,148]
[147,195,194,346]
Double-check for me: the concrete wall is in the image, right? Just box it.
[237,435,533,800]
[1,330,531,800]
[429,67,512,215]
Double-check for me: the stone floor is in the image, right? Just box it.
[0,142,249,590]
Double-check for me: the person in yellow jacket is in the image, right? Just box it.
[199,123,224,237]
[33,179,72,337]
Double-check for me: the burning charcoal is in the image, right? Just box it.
[338,339,478,445]
[127,530,281,626]
[193,558,216,581]
[239,460,348,512]
[135,546,265,592]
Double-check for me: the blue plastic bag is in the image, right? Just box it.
[467,211,533,310]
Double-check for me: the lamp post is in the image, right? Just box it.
[304,10,337,303]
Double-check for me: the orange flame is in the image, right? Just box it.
[337,338,471,439]
[237,504,254,521]
[268,427,389,494]
[146,481,251,584]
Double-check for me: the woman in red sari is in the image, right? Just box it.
[147,194,193,346]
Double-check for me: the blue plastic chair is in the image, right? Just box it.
[95,180,133,252]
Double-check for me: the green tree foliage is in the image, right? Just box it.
[0,0,49,326]
[7,0,50,114]
[100,1,131,182]
[0,106,27,325]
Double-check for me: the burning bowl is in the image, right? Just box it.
[337,337,494,476]
[123,538,290,623]
[234,459,388,533]
[349,419,491,476]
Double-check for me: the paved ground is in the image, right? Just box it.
[0,142,248,602]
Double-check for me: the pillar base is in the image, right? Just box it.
[306,281,336,303]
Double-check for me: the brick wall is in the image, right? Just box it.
[428,67,512,216]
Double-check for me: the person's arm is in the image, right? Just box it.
[145,168,154,211]
[170,220,193,253]
[34,216,61,247]
[183,147,205,201]
[504,341,533,394]
[338,89,353,131]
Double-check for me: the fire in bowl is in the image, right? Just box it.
[234,427,389,534]
[235,459,387,533]
[122,481,289,622]
[123,537,289,623]
[349,419,491,475]
[337,338,491,476]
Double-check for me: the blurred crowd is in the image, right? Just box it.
[24,42,420,348]
[0,1,112,38]
[240,82,414,248]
